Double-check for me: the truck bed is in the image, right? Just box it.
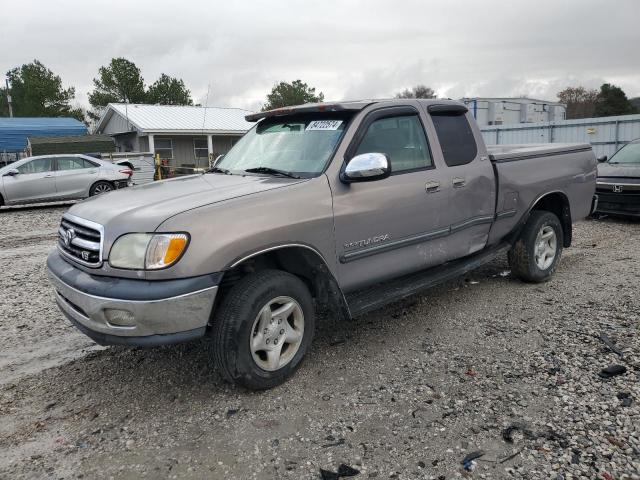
[487,143,592,162]
[486,142,597,247]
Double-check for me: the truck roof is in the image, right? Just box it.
[245,99,466,122]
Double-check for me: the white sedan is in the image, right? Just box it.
[0,154,132,207]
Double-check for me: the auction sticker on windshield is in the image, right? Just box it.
[306,120,343,131]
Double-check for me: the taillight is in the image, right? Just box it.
[119,169,133,177]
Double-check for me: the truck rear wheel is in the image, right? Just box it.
[210,269,315,390]
[508,210,563,283]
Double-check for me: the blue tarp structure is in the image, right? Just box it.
[0,117,87,153]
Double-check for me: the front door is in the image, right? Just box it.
[54,156,99,198]
[330,106,452,292]
[3,157,56,204]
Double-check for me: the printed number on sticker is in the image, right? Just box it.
[306,120,343,131]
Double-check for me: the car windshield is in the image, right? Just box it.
[215,115,351,177]
[609,142,640,164]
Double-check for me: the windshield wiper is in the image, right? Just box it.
[207,166,231,174]
[244,167,301,179]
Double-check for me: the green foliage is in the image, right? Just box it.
[262,80,324,111]
[395,85,436,99]
[595,83,637,117]
[1,60,85,121]
[88,58,146,117]
[558,84,637,119]
[147,74,193,105]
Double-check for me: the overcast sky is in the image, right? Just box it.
[2,0,639,112]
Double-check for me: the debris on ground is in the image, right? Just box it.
[598,364,627,378]
[320,463,360,479]
[598,333,624,358]
[461,450,484,471]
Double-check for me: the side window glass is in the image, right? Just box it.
[431,114,478,167]
[57,157,86,171]
[17,158,53,174]
[82,159,98,168]
[355,115,432,173]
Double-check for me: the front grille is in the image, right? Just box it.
[58,216,103,267]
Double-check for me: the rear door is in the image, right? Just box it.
[426,106,496,259]
[3,158,56,203]
[330,105,452,292]
[54,156,99,198]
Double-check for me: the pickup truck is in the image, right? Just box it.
[47,99,597,389]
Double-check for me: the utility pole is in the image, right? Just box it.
[5,78,13,117]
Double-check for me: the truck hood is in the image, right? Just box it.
[67,173,306,232]
[597,163,640,180]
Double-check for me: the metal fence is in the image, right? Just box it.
[480,114,640,158]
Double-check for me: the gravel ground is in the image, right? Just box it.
[0,206,638,480]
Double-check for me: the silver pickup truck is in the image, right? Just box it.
[47,99,597,389]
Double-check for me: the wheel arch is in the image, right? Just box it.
[219,244,350,321]
[530,191,572,247]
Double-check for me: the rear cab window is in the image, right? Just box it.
[430,112,478,167]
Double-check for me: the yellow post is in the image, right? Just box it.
[155,153,162,181]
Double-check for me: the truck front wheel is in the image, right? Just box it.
[210,269,315,390]
[508,210,563,283]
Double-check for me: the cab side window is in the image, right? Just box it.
[355,115,432,173]
[431,113,478,167]
[17,158,53,174]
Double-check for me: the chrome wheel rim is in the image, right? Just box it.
[93,183,113,195]
[250,296,304,372]
[534,225,557,270]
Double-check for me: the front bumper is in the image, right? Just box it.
[47,250,221,346]
[594,190,640,217]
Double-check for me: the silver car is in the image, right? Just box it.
[0,154,132,207]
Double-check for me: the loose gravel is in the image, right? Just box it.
[0,206,638,479]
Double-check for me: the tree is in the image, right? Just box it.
[146,74,193,105]
[88,58,146,117]
[557,86,599,119]
[262,80,324,111]
[594,83,636,117]
[1,60,84,121]
[395,85,436,99]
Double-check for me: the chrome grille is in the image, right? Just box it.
[58,215,103,267]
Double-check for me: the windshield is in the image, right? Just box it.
[216,114,351,177]
[609,141,640,164]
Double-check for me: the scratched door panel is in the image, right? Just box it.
[331,168,451,293]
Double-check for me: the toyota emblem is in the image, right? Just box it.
[64,228,76,247]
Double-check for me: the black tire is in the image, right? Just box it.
[211,269,315,390]
[89,181,114,196]
[508,211,564,283]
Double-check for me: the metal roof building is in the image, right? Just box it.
[95,103,254,170]
[0,117,87,153]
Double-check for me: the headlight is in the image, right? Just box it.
[109,233,189,270]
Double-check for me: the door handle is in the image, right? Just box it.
[425,181,441,193]
[44,175,54,178]
[452,177,466,188]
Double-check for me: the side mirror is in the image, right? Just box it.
[3,169,19,177]
[597,155,608,163]
[340,152,391,183]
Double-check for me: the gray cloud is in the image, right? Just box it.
[2,0,639,112]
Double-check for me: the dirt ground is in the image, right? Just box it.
[0,205,638,480]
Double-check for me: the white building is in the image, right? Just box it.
[95,103,254,170]
[460,97,566,126]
